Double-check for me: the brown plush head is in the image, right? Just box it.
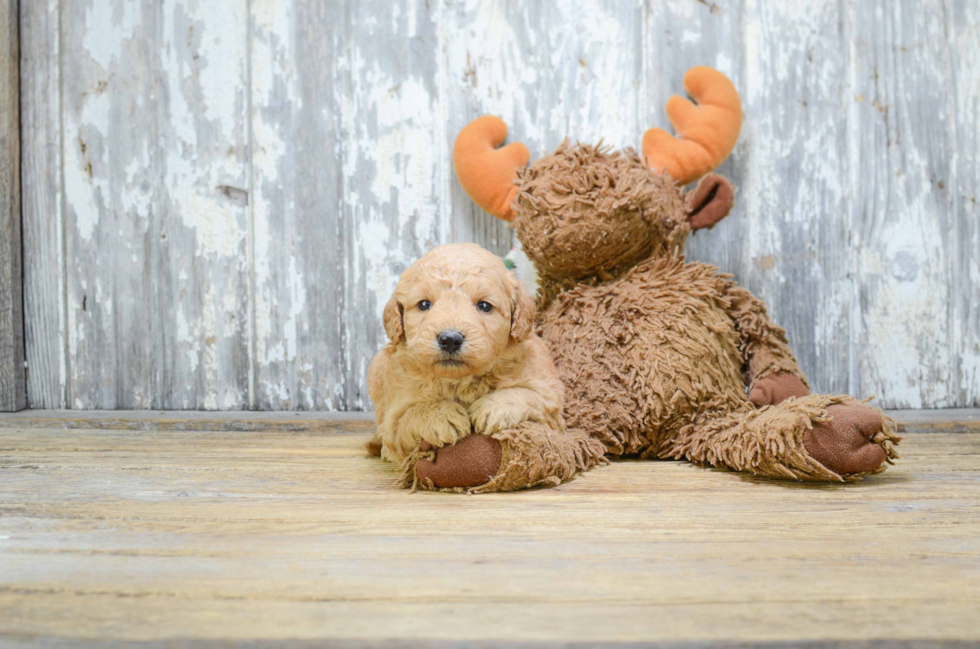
[453,67,741,286]
[511,143,688,281]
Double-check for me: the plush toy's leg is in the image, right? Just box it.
[667,394,901,481]
[401,423,607,493]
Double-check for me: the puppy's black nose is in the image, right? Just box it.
[437,330,465,354]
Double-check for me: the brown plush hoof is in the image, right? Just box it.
[416,435,503,489]
[749,372,810,407]
[804,403,887,476]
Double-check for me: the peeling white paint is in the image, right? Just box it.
[23,0,980,410]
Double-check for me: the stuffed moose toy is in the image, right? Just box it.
[404,66,900,492]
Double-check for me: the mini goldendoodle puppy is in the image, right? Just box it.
[367,243,573,489]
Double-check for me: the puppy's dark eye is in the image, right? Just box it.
[417,300,432,311]
[476,301,493,313]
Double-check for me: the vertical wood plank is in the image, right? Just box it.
[251,0,449,410]
[849,0,955,408]
[20,0,65,408]
[341,0,449,409]
[0,0,26,411]
[249,1,347,409]
[645,0,853,396]
[60,1,250,408]
[445,0,646,260]
[950,0,980,407]
[643,0,745,274]
[737,0,851,396]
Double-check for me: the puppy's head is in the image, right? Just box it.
[383,243,535,379]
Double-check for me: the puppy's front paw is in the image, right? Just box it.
[416,401,472,448]
[469,397,532,436]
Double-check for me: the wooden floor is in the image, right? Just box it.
[1,411,979,647]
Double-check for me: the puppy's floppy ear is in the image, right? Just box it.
[383,295,405,343]
[509,278,536,342]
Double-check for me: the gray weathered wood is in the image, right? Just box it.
[0,0,25,411]
[0,418,978,644]
[248,1,348,410]
[340,0,450,410]
[738,0,852,398]
[55,1,251,409]
[0,406,973,433]
[950,0,980,406]
[20,0,65,409]
[645,1,852,397]
[849,0,956,408]
[16,0,980,410]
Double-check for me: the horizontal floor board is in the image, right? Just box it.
[0,420,977,645]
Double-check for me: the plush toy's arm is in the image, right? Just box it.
[721,282,809,398]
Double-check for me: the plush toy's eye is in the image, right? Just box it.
[476,301,493,313]
[417,300,432,311]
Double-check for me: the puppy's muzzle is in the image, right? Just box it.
[437,330,465,355]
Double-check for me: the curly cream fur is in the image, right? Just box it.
[367,243,567,464]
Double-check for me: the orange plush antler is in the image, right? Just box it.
[453,116,530,221]
[643,67,742,185]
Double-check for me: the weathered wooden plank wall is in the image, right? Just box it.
[18,0,980,410]
[0,0,25,411]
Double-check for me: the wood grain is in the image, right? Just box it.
[340,0,450,410]
[0,419,977,644]
[950,0,980,406]
[249,0,347,410]
[850,0,956,408]
[20,0,65,409]
[733,0,852,397]
[0,0,25,412]
[0,406,968,432]
[16,0,980,409]
[57,1,251,409]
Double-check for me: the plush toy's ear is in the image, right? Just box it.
[383,295,404,343]
[685,173,735,230]
[510,279,536,342]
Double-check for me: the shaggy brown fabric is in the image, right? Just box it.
[402,422,607,493]
[503,140,900,485]
[513,143,688,305]
[721,282,809,389]
[539,256,747,457]
[440,132,901,490]
[669,395,900,482]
